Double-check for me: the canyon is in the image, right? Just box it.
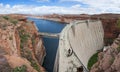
[0,13,120,72]
[0,14,46,72]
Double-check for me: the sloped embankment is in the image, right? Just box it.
[0,15,46,72]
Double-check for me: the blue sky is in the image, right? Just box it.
[0,0,84,7]
[0,0,120,14]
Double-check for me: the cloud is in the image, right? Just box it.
[33,0,49,2]
[60,0,120,6]
[71,4,81,9]
[0,2,120,15]
[60,0,120,14]
[0,3,86,14]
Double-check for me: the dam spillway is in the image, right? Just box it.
[54,20,104,72]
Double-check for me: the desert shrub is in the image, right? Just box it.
[21,50,40,72]
[18,28,40,72]
[0,24,7,30]
[19,29,30,49]
[117,46,120,52]
[117,18,120,28]
[11,20,18,25]
[13,65,27,72]
[3,16,9,20]
[31,36,35,46]
[30,60,40,72]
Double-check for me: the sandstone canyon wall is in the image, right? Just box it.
[0,14,46,72]
[90,34,120,72]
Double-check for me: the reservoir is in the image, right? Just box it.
[28,18,66,72]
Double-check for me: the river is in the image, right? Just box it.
[28,18,66,72]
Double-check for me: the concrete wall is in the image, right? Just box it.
[68,20,104,68]
[54,20,104,72]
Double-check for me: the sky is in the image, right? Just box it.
[0,0,120,15]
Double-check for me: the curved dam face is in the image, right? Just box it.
[54,20,104,72]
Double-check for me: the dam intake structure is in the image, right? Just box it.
[54,20,104,72]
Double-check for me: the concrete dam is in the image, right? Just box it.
[53,20,104,72]
[38,20,104,72]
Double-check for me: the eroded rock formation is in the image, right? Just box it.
[90,34,120,72]
[0,15,46,72]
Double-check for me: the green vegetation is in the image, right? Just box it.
[117,45,120,52]
[19,29,30,48]
[109,57,115,65]
[31,37,35,46]
[117,18,120,28]
[87,52,99,70]
[18,28,40,72]
[104,38,114,45]
[20,32,30,43]
[3,15,18,25]
[1,24,7,30]
[21,49,40,72]
[30,60,40,72]
[13,65,27,72]
[3,16,9,20]
[26,51,40,72]
[11,19,18,25]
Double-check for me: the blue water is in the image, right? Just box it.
[42,37,59,72]
[28,18,66,33]
[28,17,66,72]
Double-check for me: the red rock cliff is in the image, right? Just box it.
[0,14,46,72]
[90,34,120,72]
